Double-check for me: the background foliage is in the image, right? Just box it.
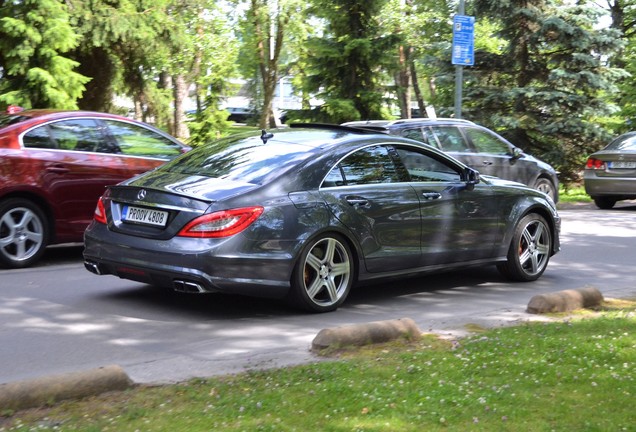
[0,0,634,185]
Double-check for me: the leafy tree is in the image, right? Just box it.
[466,0,626,184]
[0,0,88,109]
[303,0,397,122]
[235,0,307,128]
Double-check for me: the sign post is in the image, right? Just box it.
[452,0,474,119]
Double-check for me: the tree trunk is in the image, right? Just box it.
[395,45,411,118]
[172,74,190,140]
[409,59,427,117]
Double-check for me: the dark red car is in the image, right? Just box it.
[0,107,190,268]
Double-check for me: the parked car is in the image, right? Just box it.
[584,132,636,209]
[0,107,190,269]
[84,124,561,313]
[343,118,559,202]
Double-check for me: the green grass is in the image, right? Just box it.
[2,301,635,431]
[559,185,592,203]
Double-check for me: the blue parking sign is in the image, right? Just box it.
[452,15,475,66]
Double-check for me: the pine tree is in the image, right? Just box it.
[0,0,88,109]
[466,0,625,183]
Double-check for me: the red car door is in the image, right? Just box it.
[21,119,130,241]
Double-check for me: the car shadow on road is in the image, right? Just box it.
[91,265,532,321]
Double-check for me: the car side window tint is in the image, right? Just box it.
[22,125,54,149]
[104,120,182,160]
[395,147,461,182]
[430,126,469,152]
[337,146,400,185]
[464,128,510,154]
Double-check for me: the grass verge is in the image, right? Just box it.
[2,299,634,431]
[559,185,591,203]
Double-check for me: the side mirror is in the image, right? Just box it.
[463,167,480,190]
[511,147,523,159]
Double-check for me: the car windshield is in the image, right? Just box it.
[606,134,636,151]
[164,133,314,184]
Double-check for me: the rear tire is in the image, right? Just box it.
[593,197,616,209]
[0,198,49,268]
[288,233,354,313]
[497,213,552,282]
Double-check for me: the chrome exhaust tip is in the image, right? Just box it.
[173,280,206,294]
[84,260,102,275]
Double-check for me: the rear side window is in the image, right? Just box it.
[325,146,400,186]
[104,120,182,159]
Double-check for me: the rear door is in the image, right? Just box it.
[320,145,423,272]
[22,119,129,240]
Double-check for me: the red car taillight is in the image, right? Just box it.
[585,158,605,170]
[177,206,264,238]
[93,197,107,224]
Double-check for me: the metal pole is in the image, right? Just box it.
[454,0,465,119]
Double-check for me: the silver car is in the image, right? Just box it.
[584,132,636,209]
[343,119,560,202]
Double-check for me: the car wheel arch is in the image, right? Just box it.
[0,192,55,243]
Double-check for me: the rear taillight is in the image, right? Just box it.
[93,197,107,224]
[177,206,264,238]
[585,158,605,170]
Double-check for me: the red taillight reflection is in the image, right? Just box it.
[93,197,107,224]
[177,206,264,238]
[585,158,605,170]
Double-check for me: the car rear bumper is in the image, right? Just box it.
[83,224,294,299]
[584,173,636,197]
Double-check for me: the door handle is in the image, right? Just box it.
[345,197,369,207]
[45,165,70,174]
[422,192,441,200]
[482,160,493,166]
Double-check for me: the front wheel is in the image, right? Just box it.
[497,213,552,282]
[0,198,49,268]
[288,234,354,313]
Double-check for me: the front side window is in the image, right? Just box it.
[333,146,400,186]
[104,120,182,159]
[395,147,461,182]
[464,128,510,154]
[430,126,469,152]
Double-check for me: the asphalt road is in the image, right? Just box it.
[1,204,635,385]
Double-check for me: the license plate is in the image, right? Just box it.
[122,205,168,227]
[609,161,636,169]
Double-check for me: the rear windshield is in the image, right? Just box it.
[606,133,636,151]
[164,133,315,185]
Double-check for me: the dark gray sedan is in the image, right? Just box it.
[584,132,636,209]
[84,125,561,312]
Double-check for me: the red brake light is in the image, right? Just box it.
[178,206,264,238]
[93,197,107,224]
[585,158,605,170]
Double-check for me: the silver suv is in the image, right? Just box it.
[343,118,559,202]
